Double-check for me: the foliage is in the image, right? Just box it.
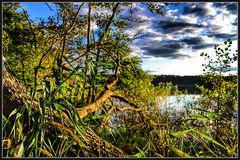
[3,3,56,88]
[179,39,238,157]
[196,39,237,133]
[2,2,237,158]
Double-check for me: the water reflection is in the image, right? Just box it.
[157,94,200,113]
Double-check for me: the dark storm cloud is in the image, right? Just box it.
[141,46,190,59]
[142,47,177,56]
[153,21,204,34]
[163,40,184,49]
[181,37,204,45]
[128,2,237,61]
[213,2,237,14]
[136,39,191,59]
[207,33,237,40]
[180,37,214,50]
[232,21,237,26]
[214,3,226,8]
[226,3,237,12]
[144,32,161,38]
[192,43,214,50]
[182,4,208,16]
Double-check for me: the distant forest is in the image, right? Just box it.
[152,75,237,94]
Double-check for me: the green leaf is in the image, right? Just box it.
[45,80,51,93]
[169,129,193,138]
[2,114,11,128]
[36,147,53,157]
[189,114,216,121]
[84,115,105,123]
[192,108,219,117]
[90,115,105,120]
[15,112,23,121]
[168,147,191,157]
[134,152,146,158]
[53,103,67,111]
[62,140,75,155]
[59,86,68,94]
[8,108,18,118]
[9,146,15,156]
[16,142,24,157]
[192,129,230,152]
[134,146,147,157]
[24,132,36,150]
[84,86,92,90]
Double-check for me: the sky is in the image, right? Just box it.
[20,2,238,76]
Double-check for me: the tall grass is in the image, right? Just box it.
[3,79,237,157]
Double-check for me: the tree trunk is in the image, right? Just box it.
[3,63,27,117]
[2,61,127,157]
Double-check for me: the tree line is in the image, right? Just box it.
[152,74,237,94]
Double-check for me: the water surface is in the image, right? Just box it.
[157,94,200,113]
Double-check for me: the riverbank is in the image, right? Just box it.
[152,75,237,94]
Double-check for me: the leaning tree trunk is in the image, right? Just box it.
[2,61,127,157]
[3,63,27,117]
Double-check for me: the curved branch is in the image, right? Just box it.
[49,121,85,146]
[57,3,85,72]
[98,3,119,43]
[3,65,126,157]
[110,94,139,108]
[76,90,113,119]
[115,106,142,112]
[66,3,85,34]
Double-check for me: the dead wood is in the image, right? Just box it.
[2,62,127,157]
[3,66,27,117]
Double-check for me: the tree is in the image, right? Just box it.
[196,39,237,141]
[3,2,174,157]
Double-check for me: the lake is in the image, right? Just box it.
[157,94,200,113]
[110,94,200,127]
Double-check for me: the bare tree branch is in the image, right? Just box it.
[111,94,139,108]
[77,90,113,119]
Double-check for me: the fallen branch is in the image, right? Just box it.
[48,120,127,157]
[115,106,142,112]
[3,64,126,157]
[76,90,113,119]
[48,121,86,147]
[111,94,139,108]
[3,67,27,117]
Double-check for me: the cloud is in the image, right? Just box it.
[152,20,204,34]
[91,21,98,31]
[80,5,88,15]
[181,37,204,45]
[214,2,237,14]
[192,43,214,50]
[142,47,190,59]
[226,3,237,13]
[124,2,237,61]
[182,3,208,17]
[135,39,191,59]
[180,37,216,50]
[207,33,237,40]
